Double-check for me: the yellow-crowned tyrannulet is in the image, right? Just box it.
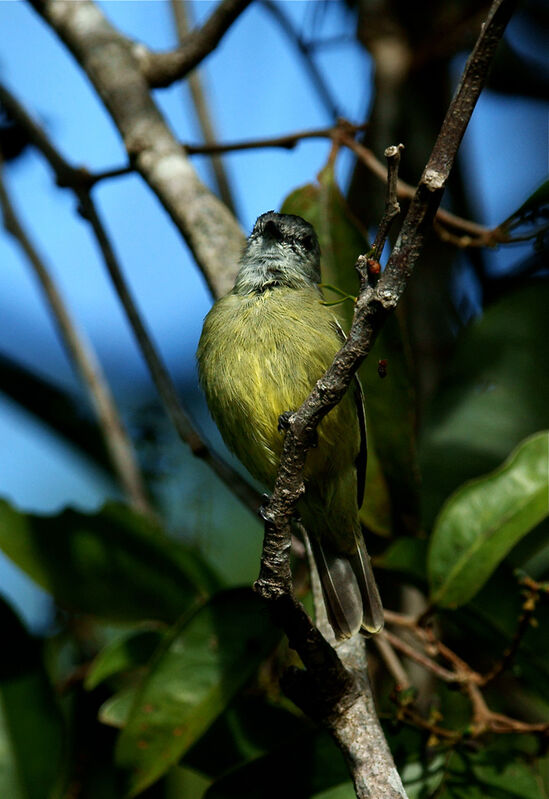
[197,211,383,639]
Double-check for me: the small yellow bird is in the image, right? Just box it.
[197,211,383,639]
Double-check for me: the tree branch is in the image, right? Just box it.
[370,143,404,262]
[0,158,152,518]
[22,109,503,253]
[87,120,504,250]
[169,0,238,216]
[137,0,253,89]
[27,0,245,299]
[254,0,517,794]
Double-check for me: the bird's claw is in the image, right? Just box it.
[278,411,294,432]
[259,494,275,528]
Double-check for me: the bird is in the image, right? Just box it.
[196,211,383,640]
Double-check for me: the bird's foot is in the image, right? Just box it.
[277,411,294,432]
[258,494,275,528]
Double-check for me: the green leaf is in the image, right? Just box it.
[0,598,66,799]
[377,537,428,585]
[0,500,220,623]
[115,588,279,796]
[85,626,165,690]
[420,284,549,528]
[429,432,549,607]
[282,164,365,328]
[99,685,140,729]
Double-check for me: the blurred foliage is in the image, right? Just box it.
[1,0,548,797]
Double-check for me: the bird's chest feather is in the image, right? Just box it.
[198,288,358,486]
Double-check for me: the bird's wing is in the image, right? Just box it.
[353,375,367,510]
[332,319,367,510]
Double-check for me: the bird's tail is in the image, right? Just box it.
[309,534,384,641]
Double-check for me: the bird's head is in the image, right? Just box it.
[234,211,321,294]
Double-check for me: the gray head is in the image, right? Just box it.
[233,211,321,295]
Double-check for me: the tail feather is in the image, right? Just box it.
[349,535,384,635]
[310,535,383,641]
[309,537,362,640]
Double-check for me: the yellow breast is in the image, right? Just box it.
[197,286,359,488]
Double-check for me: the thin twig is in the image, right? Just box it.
[381,629,460,684]
[138,0,253,89]
[14,108,501,253]
[169,0,238,216]
[373,633,411,689]
[340,133,506,246]
[254,2,516,793]
[86,121,369,186]
[383,609,419,628]
[384,623,549,739]
[371,143,404,262]
[0,81,261,516]
[0,160,153,518]
[78,193,261,513]
[480,583,541,686]
[88,121,502,250]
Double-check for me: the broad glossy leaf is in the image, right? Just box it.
[0,500,219,622]
[420,284,549,527]
[429,432,549,608]
[282,164,364,324]
[99,685,139,729]
[0,598,65,799]
[377,537,428,585]
[85,626,165,690]
[116,589,279,796]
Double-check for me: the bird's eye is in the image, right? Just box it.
[302,235,314,251]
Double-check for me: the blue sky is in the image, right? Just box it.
[0,0,546,626]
